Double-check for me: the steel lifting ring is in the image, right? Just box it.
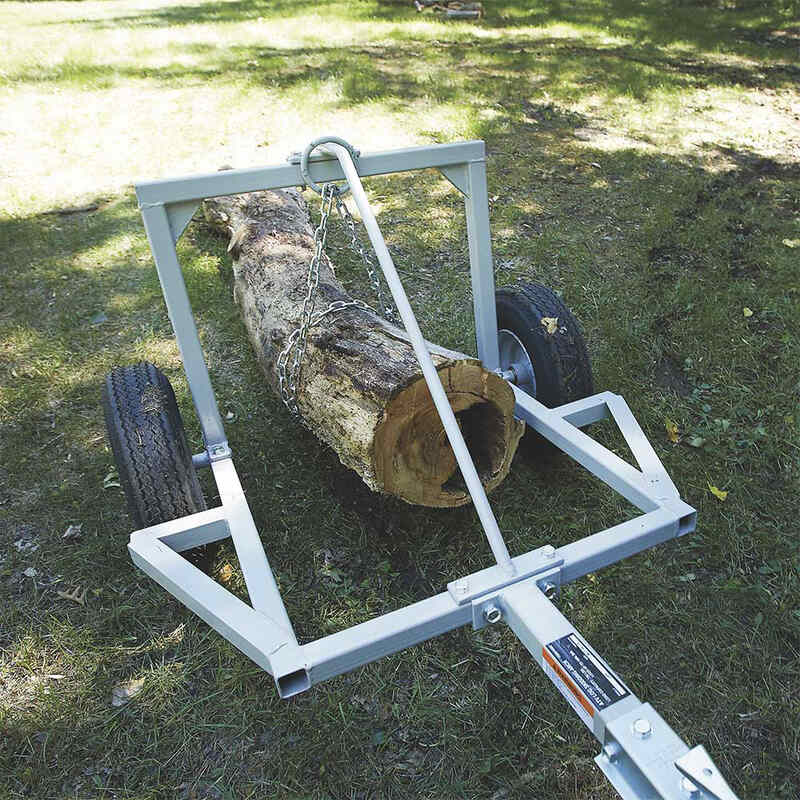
[300,136,360,196]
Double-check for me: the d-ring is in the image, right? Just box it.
[300,136,359,196]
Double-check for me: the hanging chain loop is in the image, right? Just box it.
[278,149,398,416]
[333,192,396,322]
[277,183,338,415]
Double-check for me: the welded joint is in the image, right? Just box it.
[264,640,311,699]
[658,497,698,537]
[207,441,232,462]
[286,146,362,165]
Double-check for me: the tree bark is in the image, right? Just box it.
[203,188,523,508]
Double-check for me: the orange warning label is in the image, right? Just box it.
[541,633,630,731]
[542,647,595,720]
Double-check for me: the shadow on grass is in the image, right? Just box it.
[8,29,800,105]
[56,0,800,56]
[2,95,799,794]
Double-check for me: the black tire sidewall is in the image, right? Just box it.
[496,288,569,408]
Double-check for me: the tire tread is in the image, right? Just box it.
[102,362,206,529]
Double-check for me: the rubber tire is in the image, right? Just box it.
[496,283,593,451]
[102,360,207,532]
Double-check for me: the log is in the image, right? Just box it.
[203,189,523,508]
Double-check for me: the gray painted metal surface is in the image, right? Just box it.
[127,139,737,800]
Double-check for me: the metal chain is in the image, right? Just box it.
[277,183,397,416]
[277,184,337,415]
[333,193,397,322]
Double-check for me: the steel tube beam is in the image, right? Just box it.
[500,580,736,799]
[464,159,500,371]
[556,504,695,583]
[324,141,515,576]
[603,393,679,497]
[135,140,487,206]
[302,592,470,685]
[296,504,693,689]
[513,386,665,512]
[210,458,296,638]
[139,203,227,448]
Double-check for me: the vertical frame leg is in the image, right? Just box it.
[139,203,227,449]
[464,159,500,371]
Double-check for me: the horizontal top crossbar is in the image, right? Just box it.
[135,140,486,207]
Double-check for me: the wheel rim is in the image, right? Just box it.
[498,328,536,397]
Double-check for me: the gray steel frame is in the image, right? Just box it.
[130,140,737,800]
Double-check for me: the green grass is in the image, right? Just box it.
[1,0,799,798]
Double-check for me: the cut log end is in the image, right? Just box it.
[373,362,524,507]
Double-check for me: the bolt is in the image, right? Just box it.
[681,777,700,798]
[542,582,558,600]
[542,544,556,559]
[454,578,469,596]
[632,718,652,739]
[483,604,502,624]
[602,742,621,763]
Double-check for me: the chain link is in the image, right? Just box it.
[333,193,396,322]
[277,183,396,416]
[277,184,337,414]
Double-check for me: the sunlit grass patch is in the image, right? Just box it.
[1,0,799,797]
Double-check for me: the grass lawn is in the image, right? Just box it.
[1,0,799,797]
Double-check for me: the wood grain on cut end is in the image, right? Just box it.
[373,362,524,507]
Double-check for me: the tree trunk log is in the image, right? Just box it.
[203,189,523,508]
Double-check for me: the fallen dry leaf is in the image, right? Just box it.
[707,482,728,502]
[540,316,558,335]
[743,307,753,318]
[57,586,87,606]
[218,563,234,583]
[111,677,145,707]
[62,523,82,540]
[665,419,680,443]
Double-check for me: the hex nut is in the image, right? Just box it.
[602,742,621,763]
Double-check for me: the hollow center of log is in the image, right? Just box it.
[373,362,521,508]
[443,401,506,493]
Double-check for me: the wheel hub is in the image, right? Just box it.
[498,328,536,396]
